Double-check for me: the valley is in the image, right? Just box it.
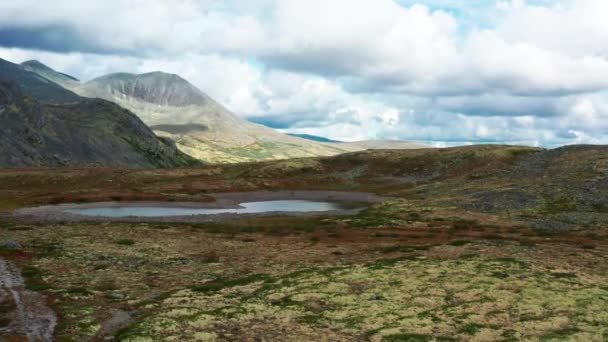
[1,145,607,340]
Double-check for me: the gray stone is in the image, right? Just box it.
[369,294,385,301]
[105,291,128,301]
[98,310,135,338]
[3,240,22,250]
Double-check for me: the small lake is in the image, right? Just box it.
[64,200,344,218]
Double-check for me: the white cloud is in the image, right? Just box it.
[1,1,608,146]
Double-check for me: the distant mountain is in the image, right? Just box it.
[0,59,197,167]
[23,60,428,163]
[287,133,342,143]
[79,72,211,107]
[336,140,429,151]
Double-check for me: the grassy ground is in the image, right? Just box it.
[121,256,608,341]
[1,145,608,340]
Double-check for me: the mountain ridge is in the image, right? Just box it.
[0,58,81,104]
[82,71,211,107]
[0,60,198,167]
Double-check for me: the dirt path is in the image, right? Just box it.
[0,257,56,341]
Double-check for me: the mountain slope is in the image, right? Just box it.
[21,60,80,90]
[0,61,197,168]
[79,72,210,107]
[76,71,353,163]
[24,60,427,163]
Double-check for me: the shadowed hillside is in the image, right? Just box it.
[0,80,197,167]
[0,58,80,104]
[0,59,199,168]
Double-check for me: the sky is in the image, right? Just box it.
[0,0,607,147]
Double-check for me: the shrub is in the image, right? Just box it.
[115,239,135,246]
[543,196,577,214]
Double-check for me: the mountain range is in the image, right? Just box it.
[0,57,425,167]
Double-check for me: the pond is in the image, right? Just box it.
[63,200,344,218]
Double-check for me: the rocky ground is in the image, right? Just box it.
[0,256,56,340]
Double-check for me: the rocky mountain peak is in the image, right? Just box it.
[87,71,210,107]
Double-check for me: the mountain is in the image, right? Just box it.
[287,133,342,143]
[21,60,80,90]
[0,59,197,168]
[75,71,352,163]
[23,60,427,163]
[78,72,210,107]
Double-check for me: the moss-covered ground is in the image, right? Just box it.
[2,145,608,340]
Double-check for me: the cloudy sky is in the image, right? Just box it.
[0,0,607,146]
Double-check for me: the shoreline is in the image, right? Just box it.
[10,191,388,223]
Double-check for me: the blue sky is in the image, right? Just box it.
[0,0,606,147]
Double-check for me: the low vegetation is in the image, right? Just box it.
[2,145,608,340]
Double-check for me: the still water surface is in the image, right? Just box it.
[64,200,342,217]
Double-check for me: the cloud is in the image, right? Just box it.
[0,0,607,146]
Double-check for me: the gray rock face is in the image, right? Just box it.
[84,72,211,107]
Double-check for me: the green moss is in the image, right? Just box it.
[297,314,323,325]
[107,256,608,340]
[115,239,135,246]
[368,255,424,269]
[22,266,50,291]
[30,240,64,258]
[540,327,580,340]
[458,323,484,335]
[493,257,528,267]
[380,245,433,254]
[0,200,18,212]
[501,329,518,342]
[382,333,433,342]
[448,240,472,246]
[542,196,577,214]
[590,203,608,213]
[550,272,577,279]
[66,287,94,296]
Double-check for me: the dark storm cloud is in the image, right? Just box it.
[0,26,124,55]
